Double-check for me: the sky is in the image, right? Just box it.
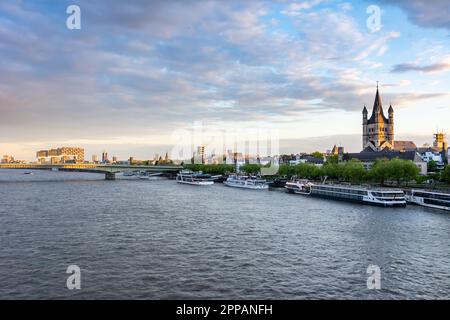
[0,0,449,160]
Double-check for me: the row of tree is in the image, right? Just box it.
[183,164,235,175]
[275,158,420,186]
[183,160,450,186]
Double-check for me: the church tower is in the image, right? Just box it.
[362,85,394,151]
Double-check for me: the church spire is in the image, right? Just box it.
[368,84,387,124]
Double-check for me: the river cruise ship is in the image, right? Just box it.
[176,170,214,186]
[286,181,406,207]
[224,174,269,190]
[405,189,450,211]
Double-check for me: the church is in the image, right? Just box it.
[341,85,428,175]
[362,85,394,151]
[361,86,418,153]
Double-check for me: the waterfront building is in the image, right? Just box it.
[362,86,394,152]
[1,155,15,164]
[92,155,99,163]
[289,154,325,166]
[417,146,446,171]
[112,156,117,163]
[102,151,108,163]
[36,147,84,164]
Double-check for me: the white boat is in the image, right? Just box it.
[405,189,450,211]
[286,180,406,207]
[176,170,214,186]
[138,172,164,180]
[285,179,310,194]
[224,174,268,190]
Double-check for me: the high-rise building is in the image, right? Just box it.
[112,156,117,163]
[433,132,448,150]
[102,151,108,163]
[1,155,15,163]
[36,147,84,164]
[92,155,99,163]
[197,145,205,164]
[362,85,394,152]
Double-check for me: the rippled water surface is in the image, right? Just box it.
[0,169,449,299]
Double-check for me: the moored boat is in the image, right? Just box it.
[286,181,406,207]
[224,174,269,190]
[405,189,450,211]
[176,170,214,186]
[285,179,309,194]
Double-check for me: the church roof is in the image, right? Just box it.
[367,88,389,125]
[393,141,417,151]
[344,150,422,162]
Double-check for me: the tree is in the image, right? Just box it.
[343,160,366,183]
[369,158,391,186]
[311,151,324,159]
[442,165,450,183]
[321,163,344,181]
[184,164,235,175]
[325,155,338,165]
[278,165,296,177]
[427,160,437,172]
[369,158,419,186]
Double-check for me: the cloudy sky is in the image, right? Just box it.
[0,0,449,160]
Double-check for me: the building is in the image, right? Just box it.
[92,155,99,163]
[417,146,446,171]
[1,155,15,163]
[101,152,108,163]
[37,147,84,164]
[197,145,205,164]
[362,86,395,152]
[288,154,325,166]
[112,156,117,163]
[433,132,448,150]
[393,141,417,152]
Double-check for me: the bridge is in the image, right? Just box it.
[0,163,183,180]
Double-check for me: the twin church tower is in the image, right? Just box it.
[362,85,394,152]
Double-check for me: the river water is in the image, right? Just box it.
[0,169,449,299]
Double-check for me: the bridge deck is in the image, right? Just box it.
[0,163,183,173]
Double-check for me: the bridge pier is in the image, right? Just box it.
[105,172,116,180]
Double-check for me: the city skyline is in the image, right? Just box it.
[1,0,449,160]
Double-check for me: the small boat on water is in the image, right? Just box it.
[24,172,34,175]
[176,170,214,186]
[405,189,450,211]
[285,180,406,207]
[285,179,310,193]
[224,174,269,190]
[138,172,164,180]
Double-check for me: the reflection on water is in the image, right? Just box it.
[0,169,449,299]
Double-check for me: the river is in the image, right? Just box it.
[0,169,449,299]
